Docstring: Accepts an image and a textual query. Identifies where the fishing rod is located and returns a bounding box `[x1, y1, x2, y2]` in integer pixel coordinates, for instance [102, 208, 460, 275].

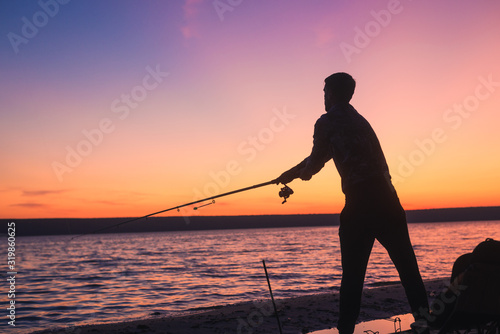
[70, 180, 294, 241]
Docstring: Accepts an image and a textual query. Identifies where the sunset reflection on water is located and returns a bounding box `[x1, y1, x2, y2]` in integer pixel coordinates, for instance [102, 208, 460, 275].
[7, 220, 500, 332]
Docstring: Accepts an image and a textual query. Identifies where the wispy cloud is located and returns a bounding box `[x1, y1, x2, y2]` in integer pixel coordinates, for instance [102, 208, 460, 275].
[11, 202, 48, 208]
[312, 22, 337, 48]
[22, 189, 69, 197]
[184, 0, 203, 19]
[181, 0, 204, 39]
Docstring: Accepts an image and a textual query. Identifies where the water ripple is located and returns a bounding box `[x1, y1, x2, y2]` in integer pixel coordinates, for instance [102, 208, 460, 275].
[1, 221, 499, 333]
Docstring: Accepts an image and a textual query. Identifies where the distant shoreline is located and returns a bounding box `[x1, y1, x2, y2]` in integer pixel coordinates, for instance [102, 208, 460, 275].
[3, 206, 500, 237]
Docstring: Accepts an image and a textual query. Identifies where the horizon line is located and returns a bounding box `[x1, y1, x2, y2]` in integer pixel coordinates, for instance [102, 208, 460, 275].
[3, 204, 500, 220]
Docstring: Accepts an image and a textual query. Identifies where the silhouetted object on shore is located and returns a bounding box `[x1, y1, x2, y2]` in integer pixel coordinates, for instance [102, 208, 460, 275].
[262, 260, 283, 334]
[428, 238, 500, 333]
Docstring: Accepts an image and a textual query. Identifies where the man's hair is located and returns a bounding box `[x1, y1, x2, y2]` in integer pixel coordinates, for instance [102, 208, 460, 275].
[324, 72, 356, 102]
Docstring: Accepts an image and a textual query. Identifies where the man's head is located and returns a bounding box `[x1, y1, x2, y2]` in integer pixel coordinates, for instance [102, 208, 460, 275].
[324, 72, 356, 111]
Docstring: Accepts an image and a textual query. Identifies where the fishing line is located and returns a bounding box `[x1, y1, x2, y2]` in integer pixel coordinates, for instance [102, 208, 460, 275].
[193, 199, 215, 210]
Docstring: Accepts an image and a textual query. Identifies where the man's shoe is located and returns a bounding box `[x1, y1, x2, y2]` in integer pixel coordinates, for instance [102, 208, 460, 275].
[410, 319, 430, 334]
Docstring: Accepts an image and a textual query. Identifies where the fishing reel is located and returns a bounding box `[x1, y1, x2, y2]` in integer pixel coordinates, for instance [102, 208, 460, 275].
[278, 184, 294, 204]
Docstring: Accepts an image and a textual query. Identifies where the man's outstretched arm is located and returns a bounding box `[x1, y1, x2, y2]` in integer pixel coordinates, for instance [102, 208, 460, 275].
[275, 116, 331, 184]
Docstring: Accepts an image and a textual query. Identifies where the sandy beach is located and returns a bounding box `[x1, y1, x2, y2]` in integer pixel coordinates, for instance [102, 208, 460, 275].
[32, 278, 448, 334]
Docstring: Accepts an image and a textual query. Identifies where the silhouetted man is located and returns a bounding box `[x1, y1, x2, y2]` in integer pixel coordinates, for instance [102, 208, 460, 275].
[275, 73, 429, 333]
